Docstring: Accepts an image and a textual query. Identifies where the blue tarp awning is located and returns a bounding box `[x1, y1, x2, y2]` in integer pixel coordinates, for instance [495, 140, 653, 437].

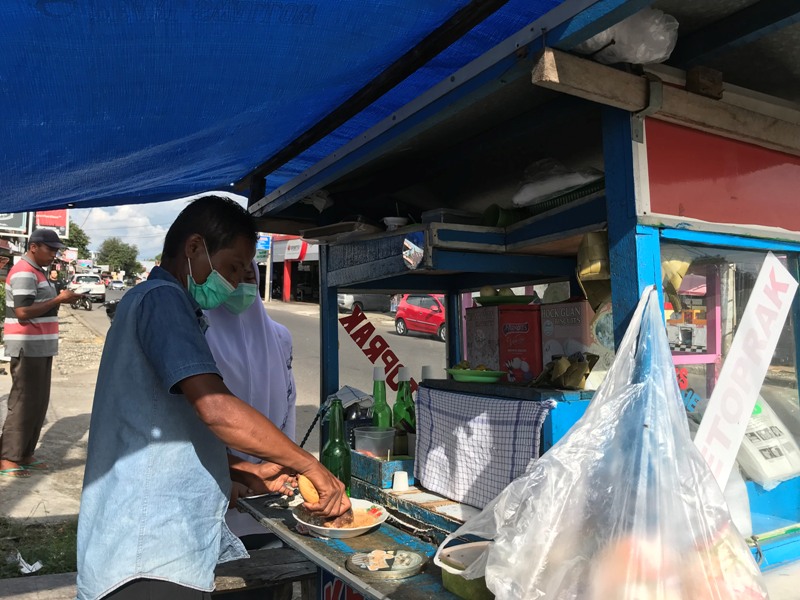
[1, 0, 572, 212]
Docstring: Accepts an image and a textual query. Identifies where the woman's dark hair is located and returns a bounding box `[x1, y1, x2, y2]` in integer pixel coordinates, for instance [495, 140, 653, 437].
[161, 195, 257, 259]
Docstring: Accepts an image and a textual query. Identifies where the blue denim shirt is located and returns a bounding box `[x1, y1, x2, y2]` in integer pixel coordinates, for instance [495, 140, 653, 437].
[76, 267, 247, 600]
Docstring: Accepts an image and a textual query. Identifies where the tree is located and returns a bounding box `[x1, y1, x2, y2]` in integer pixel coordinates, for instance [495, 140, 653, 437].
[64, 220, 91, 259]
[97, 237, 144, 278]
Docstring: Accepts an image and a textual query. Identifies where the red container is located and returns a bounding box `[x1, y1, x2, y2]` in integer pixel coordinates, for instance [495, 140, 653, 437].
[465, 305, 542, 383]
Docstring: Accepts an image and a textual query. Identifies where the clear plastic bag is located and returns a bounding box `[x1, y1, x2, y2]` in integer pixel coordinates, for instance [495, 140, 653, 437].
[434, 288, 767, 599]
[511, 158, 603, 208]
[573, 8, 678, 65]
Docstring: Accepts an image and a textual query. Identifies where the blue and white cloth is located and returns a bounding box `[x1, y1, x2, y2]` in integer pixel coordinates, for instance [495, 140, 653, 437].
[415, 386, 555, 509]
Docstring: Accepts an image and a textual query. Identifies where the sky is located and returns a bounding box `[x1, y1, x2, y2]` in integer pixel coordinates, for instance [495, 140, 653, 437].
[71, 192, 248, 260]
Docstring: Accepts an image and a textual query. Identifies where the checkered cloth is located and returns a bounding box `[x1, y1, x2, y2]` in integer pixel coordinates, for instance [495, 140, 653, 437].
[414, 386, 556, 509]
[669, 343, 707, 353]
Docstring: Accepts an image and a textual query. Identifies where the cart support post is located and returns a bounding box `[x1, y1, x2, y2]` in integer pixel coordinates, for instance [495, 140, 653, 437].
[602, 106, 662, 347]
[319, 245, 339, 453]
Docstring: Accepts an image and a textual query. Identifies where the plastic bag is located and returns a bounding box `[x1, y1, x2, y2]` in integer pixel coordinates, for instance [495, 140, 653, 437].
[434, 288, 767, 599]
[573, 8, 678, 65]
[511, 158, 603, 208]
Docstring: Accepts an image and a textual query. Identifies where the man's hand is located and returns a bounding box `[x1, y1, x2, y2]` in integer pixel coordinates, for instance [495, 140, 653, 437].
[56, 289, 80, 304]
[253, 462, 297, 496]
[229, 459, 297, 497]
[300, 464, 351, 519]
[229, 481, 253, 509]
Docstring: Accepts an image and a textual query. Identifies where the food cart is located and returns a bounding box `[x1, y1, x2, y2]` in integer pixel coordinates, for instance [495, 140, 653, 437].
[241, 3, 800, 598]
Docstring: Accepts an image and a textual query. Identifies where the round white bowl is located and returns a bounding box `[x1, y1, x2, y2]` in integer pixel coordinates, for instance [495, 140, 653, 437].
[292, 498, 389, 539]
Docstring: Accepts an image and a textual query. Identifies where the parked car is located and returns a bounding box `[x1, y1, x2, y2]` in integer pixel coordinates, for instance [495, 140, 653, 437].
[337, 293, 391, 313]
[68, 274, 105, 302]
[394, 294, 446, 341]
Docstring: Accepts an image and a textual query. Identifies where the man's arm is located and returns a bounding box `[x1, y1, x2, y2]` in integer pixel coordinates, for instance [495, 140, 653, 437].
[181, 373, 349, 518]
[14, 289, 78, 320]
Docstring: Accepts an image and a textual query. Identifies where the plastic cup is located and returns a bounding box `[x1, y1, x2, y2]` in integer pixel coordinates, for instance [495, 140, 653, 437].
[354, 426, 396, 458]
[392, 471, 409, 491]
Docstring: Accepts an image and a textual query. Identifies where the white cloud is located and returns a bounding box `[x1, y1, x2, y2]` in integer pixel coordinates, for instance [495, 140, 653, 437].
[71, 192, 248, 260]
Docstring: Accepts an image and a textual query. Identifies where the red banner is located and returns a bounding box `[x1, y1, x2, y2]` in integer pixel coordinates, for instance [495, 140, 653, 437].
[35, 209, 69, 237]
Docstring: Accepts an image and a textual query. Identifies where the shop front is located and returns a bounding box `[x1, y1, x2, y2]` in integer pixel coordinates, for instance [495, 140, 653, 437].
[271, 235, 321, 303]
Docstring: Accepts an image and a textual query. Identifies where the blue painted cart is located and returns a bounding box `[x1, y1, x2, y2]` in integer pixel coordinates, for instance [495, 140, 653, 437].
[248, 0, 800, 591]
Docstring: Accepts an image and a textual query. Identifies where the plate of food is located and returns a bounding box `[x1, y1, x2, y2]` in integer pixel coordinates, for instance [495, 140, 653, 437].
[446, 367, 505, 383]
[292, 498, 388, 539]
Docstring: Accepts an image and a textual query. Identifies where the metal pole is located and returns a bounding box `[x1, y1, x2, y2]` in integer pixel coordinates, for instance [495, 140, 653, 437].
[264, 248, 272, 303]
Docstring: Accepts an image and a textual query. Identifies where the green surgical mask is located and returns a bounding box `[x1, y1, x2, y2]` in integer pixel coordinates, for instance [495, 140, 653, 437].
[222, 283, 258, 314]
[187, 240, 236, 309]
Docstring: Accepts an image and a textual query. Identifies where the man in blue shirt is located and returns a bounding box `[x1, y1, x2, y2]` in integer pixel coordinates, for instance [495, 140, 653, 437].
[77, 196, 349, 600]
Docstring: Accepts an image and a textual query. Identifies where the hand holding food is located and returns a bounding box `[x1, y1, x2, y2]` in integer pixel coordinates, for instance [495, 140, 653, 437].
[298, 466, 352, 521]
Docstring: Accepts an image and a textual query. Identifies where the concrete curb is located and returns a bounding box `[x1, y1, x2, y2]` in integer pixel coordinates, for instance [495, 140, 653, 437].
[0, 572, 76, 599]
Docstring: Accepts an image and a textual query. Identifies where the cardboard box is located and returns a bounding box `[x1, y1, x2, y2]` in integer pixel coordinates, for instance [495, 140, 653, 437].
[351, 450, 415, 489]
[466, 305, 542, 383]
[540, 300, 615, 390]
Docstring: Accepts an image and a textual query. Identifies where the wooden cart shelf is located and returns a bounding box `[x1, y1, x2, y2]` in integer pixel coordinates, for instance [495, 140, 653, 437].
[238, 496, 460, 600]
[324, 196, 605, 293]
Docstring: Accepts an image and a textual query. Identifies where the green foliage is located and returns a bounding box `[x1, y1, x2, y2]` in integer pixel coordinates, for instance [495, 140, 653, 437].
[63, 220, 91, 259]
[0, 518, 78, 578]
[97, 237, 144, 277]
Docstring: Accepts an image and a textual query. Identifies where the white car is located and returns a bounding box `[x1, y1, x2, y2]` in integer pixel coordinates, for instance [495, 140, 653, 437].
[337, 293, 391, 313]
[69, 274, 105, 302]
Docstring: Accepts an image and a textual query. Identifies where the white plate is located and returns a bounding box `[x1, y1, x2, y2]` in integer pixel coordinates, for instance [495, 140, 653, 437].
[292, 498, 388, 539]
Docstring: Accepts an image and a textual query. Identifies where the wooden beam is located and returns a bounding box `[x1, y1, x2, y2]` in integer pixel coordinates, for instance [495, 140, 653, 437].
[532, 48, 800, 158]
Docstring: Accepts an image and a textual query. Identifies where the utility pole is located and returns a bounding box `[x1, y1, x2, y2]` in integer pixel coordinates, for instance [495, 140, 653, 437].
[264, 248, 272, 303]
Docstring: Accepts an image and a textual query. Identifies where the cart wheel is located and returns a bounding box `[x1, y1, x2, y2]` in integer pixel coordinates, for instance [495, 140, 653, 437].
[437, 325, 446, 342]
[352, 301, 363, 313]
[395, 319, 407, 336]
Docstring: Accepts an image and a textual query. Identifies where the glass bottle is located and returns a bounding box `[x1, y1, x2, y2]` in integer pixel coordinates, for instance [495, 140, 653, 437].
[321, 397, 351, 493]
[393, 366, 416, 434]
[371, 366, 392, 428]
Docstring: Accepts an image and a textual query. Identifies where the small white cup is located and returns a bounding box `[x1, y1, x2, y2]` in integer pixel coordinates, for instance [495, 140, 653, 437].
[392, 471, 409, 492]
[421, 365, 436, 381]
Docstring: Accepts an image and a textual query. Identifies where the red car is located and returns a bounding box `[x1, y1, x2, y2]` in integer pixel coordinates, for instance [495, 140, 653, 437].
[394, 294, 446, 342]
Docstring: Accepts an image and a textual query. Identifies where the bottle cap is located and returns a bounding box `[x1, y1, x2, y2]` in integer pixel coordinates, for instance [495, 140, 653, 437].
[398, 367, 410, 381]
[373, 366, 386, 381]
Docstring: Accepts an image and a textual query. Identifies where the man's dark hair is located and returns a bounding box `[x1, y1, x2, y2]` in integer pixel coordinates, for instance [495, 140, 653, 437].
[161, 196, 257, 259]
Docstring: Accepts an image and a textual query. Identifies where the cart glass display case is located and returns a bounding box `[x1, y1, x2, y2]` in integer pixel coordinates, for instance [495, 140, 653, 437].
[661, 242, 800, 544]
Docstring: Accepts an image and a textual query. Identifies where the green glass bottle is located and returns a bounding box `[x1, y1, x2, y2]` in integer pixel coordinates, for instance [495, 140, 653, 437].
[393, 367, 416, 433]
[321, 397, 351, 493]
[372, 366, 392, 428]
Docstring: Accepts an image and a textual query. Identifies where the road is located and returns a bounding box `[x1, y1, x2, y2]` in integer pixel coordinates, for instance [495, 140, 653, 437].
[75, 294, 445, 454]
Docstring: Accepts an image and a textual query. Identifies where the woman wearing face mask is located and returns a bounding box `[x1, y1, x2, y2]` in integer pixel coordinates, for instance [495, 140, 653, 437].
[204, 261, 297, 549]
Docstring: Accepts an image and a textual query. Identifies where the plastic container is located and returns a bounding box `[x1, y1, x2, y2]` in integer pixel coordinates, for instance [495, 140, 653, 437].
[439, 541, 494, 600]
[354, 426, 396, 458]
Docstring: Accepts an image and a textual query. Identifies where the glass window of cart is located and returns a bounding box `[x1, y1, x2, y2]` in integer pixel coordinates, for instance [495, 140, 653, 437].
[662, 244, 800, 536]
